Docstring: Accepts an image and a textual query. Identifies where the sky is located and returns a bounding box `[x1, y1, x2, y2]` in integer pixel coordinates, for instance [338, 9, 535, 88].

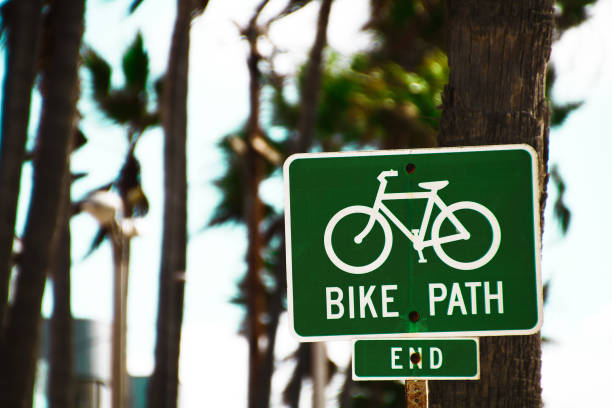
[16, 0, 612, 406]
[541, 1, 612, 405]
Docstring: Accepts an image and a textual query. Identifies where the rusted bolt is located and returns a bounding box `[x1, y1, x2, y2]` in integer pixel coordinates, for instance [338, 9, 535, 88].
[409, 311, 420, 322]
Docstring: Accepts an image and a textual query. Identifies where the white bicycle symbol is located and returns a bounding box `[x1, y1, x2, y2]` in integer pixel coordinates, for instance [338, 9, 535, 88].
[323, 169, 501, 274]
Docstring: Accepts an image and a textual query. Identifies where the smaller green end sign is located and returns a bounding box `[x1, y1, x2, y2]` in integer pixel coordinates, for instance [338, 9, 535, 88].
[353, 338, 479, 380]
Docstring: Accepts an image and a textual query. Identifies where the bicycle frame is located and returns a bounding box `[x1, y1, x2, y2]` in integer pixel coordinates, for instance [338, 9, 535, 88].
[354, 172, 469, 257]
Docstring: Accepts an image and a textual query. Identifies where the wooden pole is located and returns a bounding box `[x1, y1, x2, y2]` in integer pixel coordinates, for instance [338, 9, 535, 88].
[312, 342, 327, 408]
[406, 380, 428, 408]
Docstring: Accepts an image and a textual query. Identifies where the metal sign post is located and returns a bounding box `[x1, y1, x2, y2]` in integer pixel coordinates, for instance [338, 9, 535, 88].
[406, 380, 428, 408]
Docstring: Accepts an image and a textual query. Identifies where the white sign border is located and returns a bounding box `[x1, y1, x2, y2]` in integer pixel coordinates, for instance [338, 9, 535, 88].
[283, 144, 543, 342]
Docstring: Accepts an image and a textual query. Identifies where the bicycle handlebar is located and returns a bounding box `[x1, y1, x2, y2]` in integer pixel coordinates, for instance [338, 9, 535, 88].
[380, 170, 398, 178]
[377, 169, 398, 182]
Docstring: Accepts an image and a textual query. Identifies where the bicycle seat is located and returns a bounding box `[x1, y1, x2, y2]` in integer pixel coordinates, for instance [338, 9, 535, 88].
[418, 180, 449, 190]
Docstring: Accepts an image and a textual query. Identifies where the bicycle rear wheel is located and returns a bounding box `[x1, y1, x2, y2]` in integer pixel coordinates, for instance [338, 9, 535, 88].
[324, 205, 392, 274]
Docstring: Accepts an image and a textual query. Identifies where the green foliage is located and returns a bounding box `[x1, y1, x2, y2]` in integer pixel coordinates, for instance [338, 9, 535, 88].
[347, 381, 406, 408]
[555, 0, 598, 33]
[83, 48, 112, 100]
[550, 165, 571, 234]
[209, 135, 246, 226]
[550, 101, 582, 127]
[282, 343, 338, 408]
[310, 50, 446, 149]
[80, 33, 160, 255]
[128, 0, 145, 14]
[209, 129, 283, 227]
[546, 67, 583, 128]
[270, 0, 316, 22]
[210, 0, 595, 405]
[122, 33, 149, 93]
[83, 32, 158, 135]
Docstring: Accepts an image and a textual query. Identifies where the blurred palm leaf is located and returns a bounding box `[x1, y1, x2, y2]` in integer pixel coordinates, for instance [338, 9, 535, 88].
[554, 0, 597, 33]
[268, 0, 315, 23]
[122, 32, 149, 93]
[209, 135, 246, 226]
[550, 166, 571, 234]
[209, 132, 280, 227]
[83, 32, 158, 134]
[79, 34, 158, 258]
[128, 0, 145, 14]
[282, 343, 337, 408]
[83, 47, 112, 100]
[550, 102, 582, 127]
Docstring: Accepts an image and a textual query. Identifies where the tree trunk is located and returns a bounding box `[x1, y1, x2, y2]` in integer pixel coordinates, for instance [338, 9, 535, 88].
[259, 221, 285, 408]
[48, 180, 73, 408]
[0, 0, 43, 330]
[242, 3, 269, 408]
[295, 0, 334, 153]
[149, 1, 206, 407]
[0, 0, 84, 406]
[429, 2, 552, 407]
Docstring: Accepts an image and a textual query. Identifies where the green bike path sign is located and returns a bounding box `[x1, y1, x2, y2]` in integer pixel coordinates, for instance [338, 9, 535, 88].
[283, 145, 542, 340]
[352, 338, 479, 380]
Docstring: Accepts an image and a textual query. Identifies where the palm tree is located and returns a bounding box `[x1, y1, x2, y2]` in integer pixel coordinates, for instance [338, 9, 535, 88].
[210, 1, 340, 406]
[0, 1, 85, 406]
[0, 0, 43, 331]
[48, 130, 86, 408]
[147, 1, 209, 407]
[82, 32, 157, 408]
[429, 1, 553, 406]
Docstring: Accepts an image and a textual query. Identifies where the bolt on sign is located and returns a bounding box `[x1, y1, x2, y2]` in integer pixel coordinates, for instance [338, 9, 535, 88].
[352, 338, 479, 380]
[283, 145, 542, 340]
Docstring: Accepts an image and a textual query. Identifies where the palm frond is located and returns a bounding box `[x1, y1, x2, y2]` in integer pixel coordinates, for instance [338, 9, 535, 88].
[550, 102, 582, 127]
[269, 0, 314, 24]
[101, 89, 145, 125]
[209, 135, 246, 226]
[282, 343, 338, 407]
[122, 32, 149, 93]
[128, 0, 145, 14]
[83, 47, 112, 101]
[83, 227, 110, 259]
[550, 166, 571, 234]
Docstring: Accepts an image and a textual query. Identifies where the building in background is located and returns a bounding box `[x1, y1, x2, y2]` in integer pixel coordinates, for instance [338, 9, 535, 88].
[36, 318, 148, 408]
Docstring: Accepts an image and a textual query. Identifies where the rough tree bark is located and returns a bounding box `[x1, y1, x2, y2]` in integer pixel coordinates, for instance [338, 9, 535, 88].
[429, 1, 553, 407]
[0, 0, 85, 406]
[148, 1, 208, 407]
[0, 0, 43, 329]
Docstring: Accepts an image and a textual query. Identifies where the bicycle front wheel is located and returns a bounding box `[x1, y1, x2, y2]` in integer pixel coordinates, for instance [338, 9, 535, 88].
[431, 201, 501, 270]
[324, 205, 392, 274]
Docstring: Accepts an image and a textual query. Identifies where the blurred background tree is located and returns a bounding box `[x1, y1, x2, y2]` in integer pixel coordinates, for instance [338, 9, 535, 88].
[0, 1, 85, 407]
[211, 0, 594, 406]
[0, 0, 599, 406]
